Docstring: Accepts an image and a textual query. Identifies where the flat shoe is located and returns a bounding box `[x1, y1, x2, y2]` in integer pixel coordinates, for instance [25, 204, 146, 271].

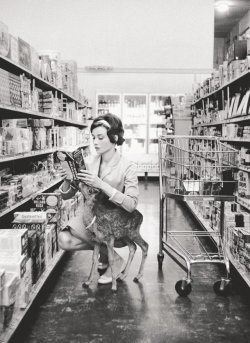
[98, 274, 112, 285]
[98, 262, 109, 270]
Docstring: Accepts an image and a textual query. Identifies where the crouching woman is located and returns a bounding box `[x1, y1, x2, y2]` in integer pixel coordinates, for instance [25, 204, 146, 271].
[58, 113, 140, 284]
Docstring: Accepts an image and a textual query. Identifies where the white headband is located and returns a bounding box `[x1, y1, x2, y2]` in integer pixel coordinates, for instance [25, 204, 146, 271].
[96, 119, 111, 129]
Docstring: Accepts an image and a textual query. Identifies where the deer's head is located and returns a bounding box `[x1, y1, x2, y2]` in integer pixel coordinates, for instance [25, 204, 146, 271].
[80, 182, 100, 205]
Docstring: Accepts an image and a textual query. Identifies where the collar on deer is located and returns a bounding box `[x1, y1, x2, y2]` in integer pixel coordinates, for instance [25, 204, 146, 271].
[86, 216, 96, 230]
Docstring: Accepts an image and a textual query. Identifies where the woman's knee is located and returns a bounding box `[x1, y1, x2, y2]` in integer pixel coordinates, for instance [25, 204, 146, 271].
[58, 231, 73, 250]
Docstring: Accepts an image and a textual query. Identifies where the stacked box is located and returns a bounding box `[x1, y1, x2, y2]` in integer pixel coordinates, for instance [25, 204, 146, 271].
[1, 272, 20, 307]
[18, 37, 31, 70]
[27, 230, 40, 285]
[32, 193, 61, 225]
[7, 34, 18, 64]
[0, 269, 5, 306]
[0, 253, 26, 280]
[0, 21, 9, 57]
[20, 73, 31, 109]
[238, 170, 250, 198]
[0, 189, 9, 212]
[2, 118, 28, 128]
[32, 193, 62, 251]
[38, 233, 45, 276]
[0, 229, 28, 257]
[9, 73, 22, 107]
[16, 258, 32, 309]
[0, 68, 11, 106]
[50, 223, 58, 255]
[45, 225, 53, 265]
[12, 211, 47, 234]
[30, 46, 40, 76]
[238, 228, 250, 249]
[1, 127, 32, 155]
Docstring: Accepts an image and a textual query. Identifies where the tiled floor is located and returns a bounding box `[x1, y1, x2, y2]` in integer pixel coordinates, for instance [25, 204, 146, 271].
[11, 180, 250, 343]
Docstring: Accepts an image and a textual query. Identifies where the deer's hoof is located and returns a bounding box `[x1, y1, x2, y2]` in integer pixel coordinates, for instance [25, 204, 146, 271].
[112, 287, 117, 293]
[133, 277, 139, 283]
[117, 272, 127, 281]
[82, 282, 90, 289]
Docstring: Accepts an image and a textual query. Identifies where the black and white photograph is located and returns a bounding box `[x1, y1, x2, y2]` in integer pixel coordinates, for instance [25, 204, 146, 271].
[0, 0, 250, 342]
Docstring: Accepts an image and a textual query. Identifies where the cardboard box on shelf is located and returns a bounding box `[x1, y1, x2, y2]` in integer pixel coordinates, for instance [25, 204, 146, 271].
[18, 37, 31, 70]
[16, 258, 32, 309]
[0, 21, 9, 57]
[228, 40, 247, 63]
[7, 34, 18, 64]
[12, 211, 47, 234]
[30, 46, 40, 76]
[0, 229, 28, 256]
[0, 253, 26, 279]
[1, 272, 20, 307]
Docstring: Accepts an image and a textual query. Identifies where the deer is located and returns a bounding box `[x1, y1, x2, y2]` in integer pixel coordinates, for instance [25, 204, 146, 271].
[80, 183, 149, 292]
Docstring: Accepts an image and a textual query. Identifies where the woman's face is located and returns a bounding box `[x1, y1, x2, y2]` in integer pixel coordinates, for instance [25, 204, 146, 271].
[91, 126, 114, 155]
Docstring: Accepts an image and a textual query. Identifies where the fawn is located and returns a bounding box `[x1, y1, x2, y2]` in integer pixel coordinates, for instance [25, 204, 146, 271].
[80, 183, 149, 292]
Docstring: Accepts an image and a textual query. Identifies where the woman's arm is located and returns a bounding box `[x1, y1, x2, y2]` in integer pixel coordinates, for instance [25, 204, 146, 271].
[58, 166, 78, 200]
[77, 163, 139, 212]
[102, 164, 139, 212]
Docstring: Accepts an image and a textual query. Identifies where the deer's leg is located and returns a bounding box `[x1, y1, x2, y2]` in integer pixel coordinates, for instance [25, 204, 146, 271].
[132, 234, 149, 282]
[117, 238, 137, 281]
[106, 237, 118, 292]
[83, 243, 100, 288]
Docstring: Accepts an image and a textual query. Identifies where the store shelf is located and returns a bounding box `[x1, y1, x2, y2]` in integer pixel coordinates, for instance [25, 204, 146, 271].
[0, 104, 88, 128]
[0, 149, 56, 163]
[0, 250, 65, 343]
[0, 55, 82, 105]
[191, 69, 250, 106]
[192, 114, 250, 129]
[0, 143, 89, 163]
[186, 201, 219, 245]
[236, 196, 250, 211]
[226, 247, 250, 288]
[220, 138, 250, 143]
[192, 121, 224, 128]
[238, 166, 250, 173]
[0, 177, 64, 219]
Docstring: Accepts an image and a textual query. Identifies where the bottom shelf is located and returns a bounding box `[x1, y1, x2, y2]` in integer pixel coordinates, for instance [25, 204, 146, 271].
[186, 202, 250, 288]
[226, 247, 250, 288]
[185, 201, 219, 245]
[0, 250, 65, 343]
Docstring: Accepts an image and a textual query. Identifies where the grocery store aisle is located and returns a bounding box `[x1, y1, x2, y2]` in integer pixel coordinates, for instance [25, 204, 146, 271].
[11, 180, 250, 343]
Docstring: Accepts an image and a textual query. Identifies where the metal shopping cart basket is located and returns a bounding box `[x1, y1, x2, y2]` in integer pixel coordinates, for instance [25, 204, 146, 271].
[157, 135, 238, 297]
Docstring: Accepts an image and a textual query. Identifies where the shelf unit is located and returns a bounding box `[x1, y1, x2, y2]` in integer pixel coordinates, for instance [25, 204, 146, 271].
[191, 66, 250, 288]
[0, 177, 64, 219]
[0, 50, 90, 340]
[0, 104, 88, 128]
[0, 55, 81, 104]
[186, 202, 219, 245]
[0, 250, 65, 343]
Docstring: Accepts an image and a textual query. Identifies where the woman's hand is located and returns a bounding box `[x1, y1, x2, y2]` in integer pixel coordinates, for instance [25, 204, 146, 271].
[77, 170, 103, 189]
[58, 166, 72, 181]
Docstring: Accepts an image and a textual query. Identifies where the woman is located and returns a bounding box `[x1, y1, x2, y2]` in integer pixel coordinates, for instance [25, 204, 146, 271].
[58, 113, 140, 284]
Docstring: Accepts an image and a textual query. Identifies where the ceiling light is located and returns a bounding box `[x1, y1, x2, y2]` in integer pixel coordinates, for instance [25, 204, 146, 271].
[215, 0, 230, 13]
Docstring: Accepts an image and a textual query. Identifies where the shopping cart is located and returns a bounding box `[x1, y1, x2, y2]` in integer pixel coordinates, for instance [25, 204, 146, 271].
[157, 135, 238, 297]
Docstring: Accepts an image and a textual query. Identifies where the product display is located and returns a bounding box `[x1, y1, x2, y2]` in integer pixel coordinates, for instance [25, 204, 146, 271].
[0, 20, 91, 340]
[191, 41, 250, 290]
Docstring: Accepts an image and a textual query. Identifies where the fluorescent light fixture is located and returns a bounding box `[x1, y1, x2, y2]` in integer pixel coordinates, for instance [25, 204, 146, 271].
[215, 0, 230, 13]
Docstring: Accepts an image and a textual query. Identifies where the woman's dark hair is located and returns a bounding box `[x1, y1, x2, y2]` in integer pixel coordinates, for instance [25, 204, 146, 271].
[90, 113, 125, 146]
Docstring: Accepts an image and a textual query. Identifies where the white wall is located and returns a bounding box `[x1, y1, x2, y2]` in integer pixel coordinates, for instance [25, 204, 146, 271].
[0, 0, 214, 104]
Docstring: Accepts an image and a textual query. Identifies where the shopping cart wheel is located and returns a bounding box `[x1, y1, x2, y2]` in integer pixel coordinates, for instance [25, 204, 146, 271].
[213, 279, 231, 296]
[157, 253, 164, 270]
[175, 279, 192, 297]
